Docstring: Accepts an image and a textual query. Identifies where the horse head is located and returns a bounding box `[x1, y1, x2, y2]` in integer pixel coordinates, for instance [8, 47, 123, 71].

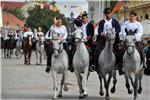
[38, 34, 45, 45]
[125, 29, 136, 55]
[74, 28, 85, 43]
[106, 28, 116, 44]
[52, 31, 63, 57]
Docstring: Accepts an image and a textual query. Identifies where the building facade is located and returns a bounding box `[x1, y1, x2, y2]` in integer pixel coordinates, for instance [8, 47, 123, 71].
[117, 1, 150, 23]
[88, 0, 105, 23]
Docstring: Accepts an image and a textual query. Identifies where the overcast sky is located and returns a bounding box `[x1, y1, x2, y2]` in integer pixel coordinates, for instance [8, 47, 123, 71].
[1, 0, 88, 17]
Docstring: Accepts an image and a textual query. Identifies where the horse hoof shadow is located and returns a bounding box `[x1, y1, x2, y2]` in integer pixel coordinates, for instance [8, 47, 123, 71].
[78, 95, 84, 99]
[83, 94, 88, 98]
[105, 96, 110, 100]
[57, 94, 63, 98]
[52, 98, 57, 100]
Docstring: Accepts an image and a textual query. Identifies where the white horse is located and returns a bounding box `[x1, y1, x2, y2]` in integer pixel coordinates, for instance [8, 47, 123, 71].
[51, 32, 69, 99]
[73, 28, 90, 99]
[15, 32, 23, 59]
[35, 35, 45, 65]
[123, 29, 144, 100]
[98, 28, 117, 99]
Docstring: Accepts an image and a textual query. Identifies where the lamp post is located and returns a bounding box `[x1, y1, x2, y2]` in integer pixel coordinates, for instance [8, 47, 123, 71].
[124, 1, 128, 22]
[89, 6, 95, 23]
[69, 11, 75, 33]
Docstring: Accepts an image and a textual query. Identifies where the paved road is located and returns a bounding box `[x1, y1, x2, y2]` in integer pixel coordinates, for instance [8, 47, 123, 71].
[1, 51, 150, 100]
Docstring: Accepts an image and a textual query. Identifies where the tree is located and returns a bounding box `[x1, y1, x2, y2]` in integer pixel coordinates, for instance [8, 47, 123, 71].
[3, 8, 26, 21]
[26, 5, 68, 33]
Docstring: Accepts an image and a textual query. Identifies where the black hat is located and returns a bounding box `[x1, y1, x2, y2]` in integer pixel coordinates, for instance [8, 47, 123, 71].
[82, 13, 88, 18]
[103, 7, 112, 14]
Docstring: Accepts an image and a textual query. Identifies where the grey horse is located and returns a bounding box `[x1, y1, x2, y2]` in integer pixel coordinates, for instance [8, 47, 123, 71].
[51, 32, 69, 99]
[123, 29, 144, 100]
[73, 28, 90, 99]
[98, 28, 117, 99]
[15, 32, 23, 59]
[35, 34, 45, 65]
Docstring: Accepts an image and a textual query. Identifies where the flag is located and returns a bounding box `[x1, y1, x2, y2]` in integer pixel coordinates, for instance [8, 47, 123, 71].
[109, 1, 125, 16]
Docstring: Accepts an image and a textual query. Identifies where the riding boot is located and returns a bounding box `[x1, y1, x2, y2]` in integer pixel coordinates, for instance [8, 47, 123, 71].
[45, 44, 53, 73]
[135, 41, 147, 68]
[63, 42, 74, 72]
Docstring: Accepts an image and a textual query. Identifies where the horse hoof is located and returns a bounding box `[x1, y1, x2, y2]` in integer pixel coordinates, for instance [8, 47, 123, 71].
[63, 86, 68, 91]
[111, 87, 115, 93]
[138, 87, 142, 94]
[134, 96, 137, 100]
[36, 63, 38, 65]
[105, 97, 110, 100]
[105, 94, 109, 98]
[83, 94, 88, 98]
[78, 95, 84, 99]
[57, 94, 63, 98]
[128, 89, 133, 94]
[52, 97, 57, 100]
[99, 91, 104, 96]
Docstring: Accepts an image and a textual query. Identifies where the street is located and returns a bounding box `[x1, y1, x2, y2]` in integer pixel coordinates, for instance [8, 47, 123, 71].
[1, 50, 150, 100]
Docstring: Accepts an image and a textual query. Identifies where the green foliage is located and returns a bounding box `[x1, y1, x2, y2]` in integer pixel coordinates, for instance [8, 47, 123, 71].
[3, 8, 26, 21]
[26, 5, 68, 33]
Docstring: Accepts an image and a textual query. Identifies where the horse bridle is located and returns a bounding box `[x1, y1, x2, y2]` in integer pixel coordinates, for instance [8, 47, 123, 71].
[53, 40, 64, 54]
[126, 44, 135, 55]
[74, 32, 84, 43]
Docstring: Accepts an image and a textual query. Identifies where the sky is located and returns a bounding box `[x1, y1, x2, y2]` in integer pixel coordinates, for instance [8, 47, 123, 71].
[1, 0, 88, 17]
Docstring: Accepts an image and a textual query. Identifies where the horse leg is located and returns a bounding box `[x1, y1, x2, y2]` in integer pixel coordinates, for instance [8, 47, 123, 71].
[9, 49, 10, 58]
[138, 73, 143, 94]
[58, 74, 65, 98]
[82, 66, 89, 97]
[52, 70, 58, 99]
[111, 69, 117, 93]
[28, 51, 31, 65]
[35, 51, 38, 65]
[133, 76, 138, 100]
[99, 73, 104, 96]
[63, 70, 68, 92]
[125, 72, 133, 94]
[24, 52, 27, 64]
[16, 47, 19, 59]
[4, 48, 6, 58]
[74, 69, 84, 99]
[40, 53, 42, 65]
[105, 73, 112, 98]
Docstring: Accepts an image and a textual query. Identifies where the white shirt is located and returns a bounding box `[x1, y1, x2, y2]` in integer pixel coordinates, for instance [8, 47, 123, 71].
[103, 19, 113, 35]
[82, 23, 88, 39]
[49, 25, 68, 40]
[35, 32, 44, 40]
[23, 31, 33, 38]
[45, 25, 55, 39]
[120, 20, 143, 41]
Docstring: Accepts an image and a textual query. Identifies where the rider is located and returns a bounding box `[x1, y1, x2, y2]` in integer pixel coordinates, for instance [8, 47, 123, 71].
[93, 7, 124, 75]
[4, 21, 10, 41]
[23, 27, 33, 39]
[120, 11, 147, 68]
[45, 17, 70, 73]
[74, 12, 95, 71]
